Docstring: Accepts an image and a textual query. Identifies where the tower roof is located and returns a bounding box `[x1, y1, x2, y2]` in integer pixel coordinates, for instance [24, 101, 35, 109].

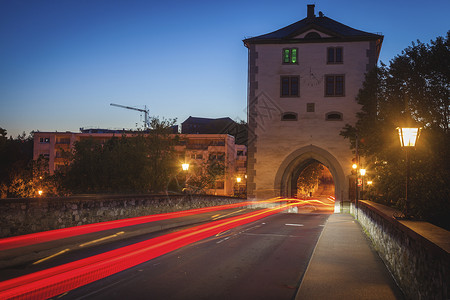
[243, 5, 383, 46]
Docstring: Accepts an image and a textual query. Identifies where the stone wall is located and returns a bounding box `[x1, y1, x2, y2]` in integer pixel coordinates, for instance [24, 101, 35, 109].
[0, 194, 245, 238]
[355, 200, 449, 300]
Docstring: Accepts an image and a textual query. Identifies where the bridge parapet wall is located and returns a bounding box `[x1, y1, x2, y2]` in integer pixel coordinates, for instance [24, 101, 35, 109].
[0, 194, 244, 238]
[355, 200, 449, 300]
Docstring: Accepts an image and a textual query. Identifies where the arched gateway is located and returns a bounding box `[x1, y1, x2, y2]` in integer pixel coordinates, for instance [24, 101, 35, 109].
[243, 5, 383, 212]
[274, 145, 346, 212]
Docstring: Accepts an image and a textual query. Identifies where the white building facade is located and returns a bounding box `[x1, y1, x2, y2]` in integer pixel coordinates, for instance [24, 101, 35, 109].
[244, 5, 382, 211]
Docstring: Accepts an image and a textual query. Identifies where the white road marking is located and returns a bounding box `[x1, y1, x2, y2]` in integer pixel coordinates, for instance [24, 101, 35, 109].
[285, 223, 304, 226]
[216, 236, 231, 244]
[243, 233, 301, 238]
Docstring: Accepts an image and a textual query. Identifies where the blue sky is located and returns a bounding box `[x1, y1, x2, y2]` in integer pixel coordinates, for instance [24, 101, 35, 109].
[1, 0, 449, 137]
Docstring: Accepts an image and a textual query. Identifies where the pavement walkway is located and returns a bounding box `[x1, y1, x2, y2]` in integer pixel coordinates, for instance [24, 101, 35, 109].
[296, 213, 405, 300]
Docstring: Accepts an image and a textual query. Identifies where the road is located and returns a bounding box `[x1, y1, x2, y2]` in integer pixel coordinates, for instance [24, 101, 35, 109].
[58, 212, 330, 300]
[0, 199, 334, 299]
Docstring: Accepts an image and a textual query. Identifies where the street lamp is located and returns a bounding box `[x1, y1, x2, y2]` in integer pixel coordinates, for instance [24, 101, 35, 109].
[360, 168, 366, 199]
[181, 163, 189, 193]
[397, 126, 421, 217]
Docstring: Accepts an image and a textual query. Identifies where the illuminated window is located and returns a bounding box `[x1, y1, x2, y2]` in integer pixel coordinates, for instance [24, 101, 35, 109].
[283, 48, 298, 64]
[281, 76, 299, 97]
[327, 47, 343, 64]
[325, 75, 345, 96]
[39, 137, 50, 143]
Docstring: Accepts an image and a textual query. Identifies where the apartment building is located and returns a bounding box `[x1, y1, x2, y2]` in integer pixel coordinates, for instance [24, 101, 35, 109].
[33, 130, 247, 197]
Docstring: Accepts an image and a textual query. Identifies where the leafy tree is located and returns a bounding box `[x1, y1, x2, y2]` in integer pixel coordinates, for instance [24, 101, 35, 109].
[60, 117, 179, 194]
[341, 32, 450, 229]
[296, 162, 323, 197]
[185, 158, 226, 194]
[0, 129, 36, 198]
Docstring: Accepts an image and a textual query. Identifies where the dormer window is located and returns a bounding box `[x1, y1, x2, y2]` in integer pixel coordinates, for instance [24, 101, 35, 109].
[327, 47, 343, 64]
[283, 48, 298, 64]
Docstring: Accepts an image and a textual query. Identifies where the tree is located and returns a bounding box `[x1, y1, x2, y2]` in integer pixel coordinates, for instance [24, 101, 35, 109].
[0, 129, 35, 198]
[185, 158, 226, 194]
[341, 32, 450, 229]
[61, 117, 179, 194]
[297, 162, 323, 197]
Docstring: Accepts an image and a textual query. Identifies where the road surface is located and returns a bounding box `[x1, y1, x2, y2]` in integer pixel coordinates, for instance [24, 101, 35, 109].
[58, 212, 330, 300]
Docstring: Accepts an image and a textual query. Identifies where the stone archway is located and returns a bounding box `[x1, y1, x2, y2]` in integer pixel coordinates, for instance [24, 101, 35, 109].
[274, 145, 346, 212]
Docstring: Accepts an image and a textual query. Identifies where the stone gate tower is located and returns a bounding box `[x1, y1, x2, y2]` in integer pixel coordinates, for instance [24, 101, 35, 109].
[243, 5, 383, 211]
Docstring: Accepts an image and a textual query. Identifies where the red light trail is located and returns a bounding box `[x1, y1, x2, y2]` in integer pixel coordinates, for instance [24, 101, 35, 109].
[0, 199, 285, 251]
[0, 201, 302, 299]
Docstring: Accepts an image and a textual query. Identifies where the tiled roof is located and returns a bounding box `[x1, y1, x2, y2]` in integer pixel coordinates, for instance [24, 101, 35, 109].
[244, 15, 382, 44]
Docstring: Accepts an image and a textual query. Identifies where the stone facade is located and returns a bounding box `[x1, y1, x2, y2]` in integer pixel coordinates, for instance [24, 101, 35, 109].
[356, 201, 449, 300]
[0, 194, 244, 238]
[243, 5, 383, 211]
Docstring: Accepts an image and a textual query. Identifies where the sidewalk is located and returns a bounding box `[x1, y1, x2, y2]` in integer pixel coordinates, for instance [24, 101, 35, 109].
[296, 213, 404, 300]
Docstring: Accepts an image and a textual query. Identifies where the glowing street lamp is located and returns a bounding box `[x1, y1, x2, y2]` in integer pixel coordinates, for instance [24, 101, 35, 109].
[367, 180, 373, 186]
[38, 190, 43, 196]
[397, 127, 421, 147]
[397, 126, 421, 217]
[359, 168, 366, 199]
[359, 168, 366, 176]
[181, 163, 190, 193]
[236, 177, 242, 183]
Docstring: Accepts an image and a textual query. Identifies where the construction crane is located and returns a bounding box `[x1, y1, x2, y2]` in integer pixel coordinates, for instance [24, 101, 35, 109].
[110, 103, 150, 129]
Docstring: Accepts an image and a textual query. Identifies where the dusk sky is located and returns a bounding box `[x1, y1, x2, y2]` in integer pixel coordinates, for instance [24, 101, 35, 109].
[1, 0, 449, 138]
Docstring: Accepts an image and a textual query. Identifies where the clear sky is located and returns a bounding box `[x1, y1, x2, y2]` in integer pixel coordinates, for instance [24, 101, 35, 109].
[1, 0, 449, 137]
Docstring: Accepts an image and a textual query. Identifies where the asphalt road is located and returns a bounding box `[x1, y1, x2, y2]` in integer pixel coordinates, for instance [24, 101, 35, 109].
[57, 212, 330, 300]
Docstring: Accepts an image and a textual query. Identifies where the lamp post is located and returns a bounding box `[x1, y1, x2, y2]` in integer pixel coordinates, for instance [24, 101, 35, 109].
[235, 177, 242, 197]
[181, 163, 189, 193]
[360, 168, 366, 199]
[397, 127, 421, 218]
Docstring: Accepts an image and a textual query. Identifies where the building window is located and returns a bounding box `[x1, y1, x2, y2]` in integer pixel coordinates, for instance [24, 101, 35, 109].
[306, 103, 315, 112]
[281, 112, 298, 121]
[325, 75, 345, 96]
[281, 76, 299, 97]
[304, 32, 321, 39]
[209, 153, 225, 161]
[56, 137, 70, 144]
[327, 47, 343, 64]
[215, 181, 225, 189]
[39, 137, 50, 143]
[325, 112, 343, 121]
[283, 48, 298, 64]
